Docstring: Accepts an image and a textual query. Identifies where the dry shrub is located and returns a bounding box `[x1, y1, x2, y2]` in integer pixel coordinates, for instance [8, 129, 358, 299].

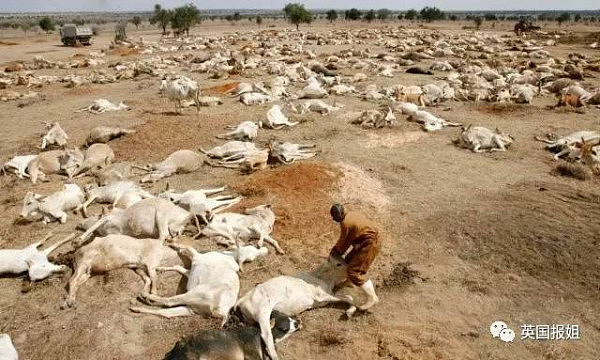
[382, 262, 421, 289]
[318, 329, 348, 346]
[553, 162, 592, 180]
[0, 41, 19, 46]
[477, 103, 527, 115]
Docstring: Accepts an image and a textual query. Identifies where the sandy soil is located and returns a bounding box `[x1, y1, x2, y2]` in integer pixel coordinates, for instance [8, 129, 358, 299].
[1, 20, 599, 360]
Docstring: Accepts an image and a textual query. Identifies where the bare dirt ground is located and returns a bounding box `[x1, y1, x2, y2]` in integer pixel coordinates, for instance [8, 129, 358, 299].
[1, 20, 600, 360]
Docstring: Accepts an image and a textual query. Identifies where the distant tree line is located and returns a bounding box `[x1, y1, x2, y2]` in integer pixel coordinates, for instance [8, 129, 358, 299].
[150, 3, 201, 35]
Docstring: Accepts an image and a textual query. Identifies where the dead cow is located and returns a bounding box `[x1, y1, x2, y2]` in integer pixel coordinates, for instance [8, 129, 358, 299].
[136, 150, 203, 183]
[0, 232, 74, 281]
[268, 141, 318, 164]
[2, 154, 37, 179]
[27, 150, 65, 184]
[64, 235, 178, 308]
[201, 205, 284, 254]
[217, 121, 259, 142]
[41, 122, 68, 150]
[162, 311, 300, 360]
[206, 149, 269, 173]
[260, 105, 298, 129]
[200, 141, 258, 159]
[131, 242, 243, 324]
[75, 198, 202, 246]
[236, 256, 352, 360]
[159, 186, 240, 224]
[535, 131, 600, 160]
[454, 125, 514, 152]
[21, 184, 85, 224]
[0, 334, 18, 360]
[85, 126, 136, 146]
[80, 180, 153, 217]
[61, 144, 115, 178]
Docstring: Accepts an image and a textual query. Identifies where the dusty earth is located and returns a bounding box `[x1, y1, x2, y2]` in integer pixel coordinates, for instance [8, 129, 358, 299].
[1, 20, 600, 360]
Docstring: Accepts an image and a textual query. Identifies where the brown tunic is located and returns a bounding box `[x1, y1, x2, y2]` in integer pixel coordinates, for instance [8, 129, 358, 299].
[330, 211, 381, 286]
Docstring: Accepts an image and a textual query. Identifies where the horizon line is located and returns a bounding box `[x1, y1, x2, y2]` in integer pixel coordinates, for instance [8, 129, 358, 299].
[1, 8, 600, 14]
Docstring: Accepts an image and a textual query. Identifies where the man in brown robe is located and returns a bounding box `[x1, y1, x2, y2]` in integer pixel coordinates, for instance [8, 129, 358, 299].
[329, 203, 381, 310]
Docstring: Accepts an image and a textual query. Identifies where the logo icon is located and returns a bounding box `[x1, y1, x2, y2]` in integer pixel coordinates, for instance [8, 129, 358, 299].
[490, 321, 514, 343]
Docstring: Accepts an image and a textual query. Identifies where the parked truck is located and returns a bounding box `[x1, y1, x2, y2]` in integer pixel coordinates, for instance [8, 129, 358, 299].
[60, 24, 93, 46]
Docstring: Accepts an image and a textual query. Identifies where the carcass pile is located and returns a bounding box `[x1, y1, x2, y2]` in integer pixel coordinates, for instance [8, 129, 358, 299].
[1, 24, 600, 360]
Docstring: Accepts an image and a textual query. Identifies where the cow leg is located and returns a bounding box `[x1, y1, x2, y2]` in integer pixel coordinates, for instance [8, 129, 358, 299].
[138, 291, 198, 308]
[79, 195, 99, 217]
[130, 305, 194, 318]
[157, 265, 189, 277]
[553, 147, 571, 160]
[156, 210, 170, 242]
[65, 264, 91, 307]
[134, 268, 152, 294]
[257, 309, 279, 360]
[256, 229, 284, 254]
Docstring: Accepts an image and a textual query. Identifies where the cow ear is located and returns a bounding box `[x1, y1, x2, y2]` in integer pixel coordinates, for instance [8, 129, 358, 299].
[270, 318, 276, 329]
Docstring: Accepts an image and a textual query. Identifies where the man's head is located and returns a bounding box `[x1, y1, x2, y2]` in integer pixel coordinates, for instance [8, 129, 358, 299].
[330, 203, 345, 223]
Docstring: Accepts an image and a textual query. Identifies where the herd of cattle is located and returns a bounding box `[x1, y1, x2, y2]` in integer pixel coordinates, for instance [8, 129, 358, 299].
[1, 25, 600, 359]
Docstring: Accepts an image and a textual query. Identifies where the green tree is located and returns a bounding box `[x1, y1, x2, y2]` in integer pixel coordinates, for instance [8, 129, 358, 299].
[283, 3, 312, 30]
[74, 18, 85, 26]
[20, 21, 31, 36]
[150, 4, 172, 35]
[420, 7, 445, 22]
[397, 13, 404, 20]
[377, 8, 391, 21]
[131, 15, 142, 29]
[484, 13, 497, 21]
[557, 12, 571, 26]
[256, 15, 263, 26]
[449, 14, 458, 21]
[38, 17, 55, 33]
[574, 14, 582, 22]
[404, 9, 418, 21]
[474, 16, 483, 30]
[170, 4, 201, 35]
[345, 8, 362, 21]
[233, 12, 242, 21]
[364, 10, 376, 23]
[326, 9, 338, 23]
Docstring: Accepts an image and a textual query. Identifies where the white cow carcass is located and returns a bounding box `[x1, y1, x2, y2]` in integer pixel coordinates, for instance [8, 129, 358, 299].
[261, 105, 298, 129]
[454, 125, 513, 152]
[2, 155, 37, 179]
[0, 232, 74, 281]
[20, 184, 85, 224]
[131, 242, 244, 325]
[201, 205, 284, 254]
[236, 256, 351, 360]
[77, 99, 129, 114]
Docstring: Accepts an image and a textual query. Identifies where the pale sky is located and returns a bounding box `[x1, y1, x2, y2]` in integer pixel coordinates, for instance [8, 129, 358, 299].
[0, 0, 598, 12]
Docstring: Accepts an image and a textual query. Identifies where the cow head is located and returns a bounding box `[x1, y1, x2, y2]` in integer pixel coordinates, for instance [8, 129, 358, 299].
[21, 192, 43, 219]
[59, 148, 84, 178]
[41, 122, 69, 149]
[27, 256, 68, 281]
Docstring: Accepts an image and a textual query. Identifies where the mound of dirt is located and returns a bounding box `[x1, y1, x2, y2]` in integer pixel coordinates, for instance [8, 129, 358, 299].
[334, 162, 390, 214]
[232, 162, 339, 254]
